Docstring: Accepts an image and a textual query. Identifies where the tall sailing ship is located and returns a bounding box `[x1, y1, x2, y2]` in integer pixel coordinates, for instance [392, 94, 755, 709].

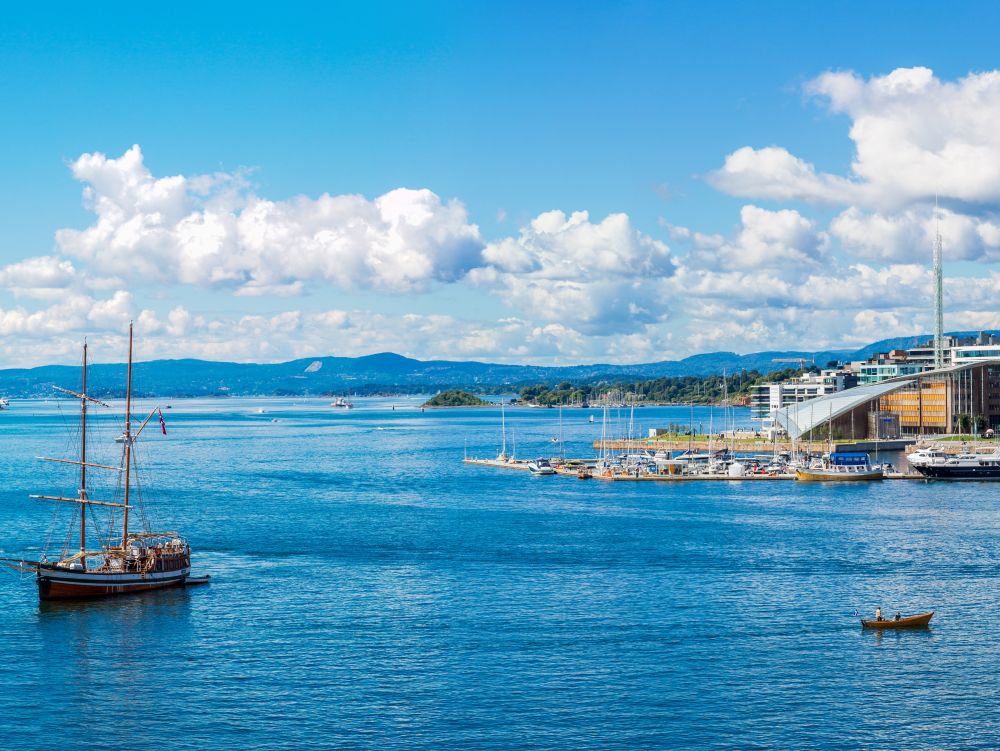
[5, 324, 196, 600]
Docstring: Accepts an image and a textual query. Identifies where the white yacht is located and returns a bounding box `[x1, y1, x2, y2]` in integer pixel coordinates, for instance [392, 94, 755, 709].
[528, 458, 557, 475]
[906, 447, 950, 467]
[914, 448, 1000, 480]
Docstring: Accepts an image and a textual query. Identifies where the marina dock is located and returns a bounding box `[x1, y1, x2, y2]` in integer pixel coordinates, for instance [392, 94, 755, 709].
[591, 438, 916, 452]
[464, 458, 921, 481]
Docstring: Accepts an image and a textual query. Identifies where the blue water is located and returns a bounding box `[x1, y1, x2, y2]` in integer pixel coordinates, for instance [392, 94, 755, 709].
[0, 398, 998, 750]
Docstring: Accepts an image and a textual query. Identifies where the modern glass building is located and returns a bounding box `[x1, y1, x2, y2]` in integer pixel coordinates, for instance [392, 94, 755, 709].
[776, 360, 1000, 438]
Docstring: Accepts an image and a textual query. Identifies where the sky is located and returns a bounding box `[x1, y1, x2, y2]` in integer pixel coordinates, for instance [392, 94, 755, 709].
[3, 1, 1000, 366]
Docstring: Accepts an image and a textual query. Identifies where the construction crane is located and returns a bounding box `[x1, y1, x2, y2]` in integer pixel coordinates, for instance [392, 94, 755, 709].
[772, 357, 814, 368]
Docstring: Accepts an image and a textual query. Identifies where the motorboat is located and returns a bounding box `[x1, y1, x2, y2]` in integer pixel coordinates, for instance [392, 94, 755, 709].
[796, 452, 883, 482]
[861, 612, 933, 629]
[913, 448, 1000, 480]
[527, 458, 557, 475]
[906, 447, 950, 467]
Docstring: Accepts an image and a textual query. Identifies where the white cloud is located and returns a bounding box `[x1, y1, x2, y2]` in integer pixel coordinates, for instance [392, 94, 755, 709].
[0, 295, 97, 339]
[709, 67, 1000, 210]
[0, 256, 77, 299]
[830, 205, 1000, 262]
[55, 145, 485, 295]
[681, 205, 828, 274]
[474, 209, 676, 335]
[707, 146, 856, 204]
[677, 65, 1000, 355]
[0, 296, 683, 367]
[87, 290, 133, 329]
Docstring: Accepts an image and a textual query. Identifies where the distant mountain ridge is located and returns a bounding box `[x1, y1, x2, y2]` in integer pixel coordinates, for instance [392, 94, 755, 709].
[0, 331, 993, 398]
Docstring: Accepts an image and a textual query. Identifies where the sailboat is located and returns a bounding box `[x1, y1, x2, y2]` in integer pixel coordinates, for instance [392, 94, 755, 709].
[497, 398, 509, 461]
[5, 325, 197, 600]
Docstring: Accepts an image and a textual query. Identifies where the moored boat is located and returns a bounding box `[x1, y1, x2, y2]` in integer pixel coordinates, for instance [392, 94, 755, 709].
[796, 452, 883, 482]
[913, 448, 1000, 480]
[861, 611, 933, 629]
[528, 458, 556, 475]
[906, 447, 949, 467]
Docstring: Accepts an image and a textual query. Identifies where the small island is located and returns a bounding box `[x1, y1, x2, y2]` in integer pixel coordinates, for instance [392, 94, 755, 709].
[423, 389, 491, 407]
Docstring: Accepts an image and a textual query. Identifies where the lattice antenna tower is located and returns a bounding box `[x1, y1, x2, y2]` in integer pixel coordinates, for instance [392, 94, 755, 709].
[933, 195, 945, 370]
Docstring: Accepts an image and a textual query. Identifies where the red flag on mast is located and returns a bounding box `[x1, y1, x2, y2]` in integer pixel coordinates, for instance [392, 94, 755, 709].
[158, 408, 167, 435]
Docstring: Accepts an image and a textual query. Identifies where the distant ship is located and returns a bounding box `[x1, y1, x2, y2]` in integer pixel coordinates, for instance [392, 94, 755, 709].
[2, 325, 197, 600]
[331, 395, 354, 409]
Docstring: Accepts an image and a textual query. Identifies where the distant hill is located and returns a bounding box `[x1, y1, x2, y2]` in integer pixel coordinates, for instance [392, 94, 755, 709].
[0, 331, 991, 398]
[847, 330, 1000, 359]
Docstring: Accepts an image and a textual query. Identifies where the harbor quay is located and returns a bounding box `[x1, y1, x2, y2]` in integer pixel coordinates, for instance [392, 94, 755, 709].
[463, 458, 921, 481]
[589, 438, 901, 452]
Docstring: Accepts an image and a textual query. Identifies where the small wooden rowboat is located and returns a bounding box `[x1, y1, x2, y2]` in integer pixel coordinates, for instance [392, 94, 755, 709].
[861, 611, 933, 629]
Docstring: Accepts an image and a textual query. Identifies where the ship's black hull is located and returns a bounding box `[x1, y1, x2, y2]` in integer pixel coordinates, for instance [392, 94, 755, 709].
[916, 465, 1000, 480]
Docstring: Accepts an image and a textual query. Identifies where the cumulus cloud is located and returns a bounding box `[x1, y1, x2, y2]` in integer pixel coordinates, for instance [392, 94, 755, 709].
[830, 205, 1000, 262]
[0, 256, 77, 299]
[707, 146, 857, 204]
[0, 293, 680, 367]
[55, 145, 485, 294]
[0, 294, 117, 340]
[472, 209, 676, 335]
[12, 104, 1000, 368]
[680, 205, 828, 274]
[674, 66, 1000, 355]
[709, 67, 1000, 211]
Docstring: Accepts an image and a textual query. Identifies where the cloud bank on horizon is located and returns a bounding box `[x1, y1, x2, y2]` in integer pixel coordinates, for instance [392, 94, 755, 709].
[4, 66, 1000, 366]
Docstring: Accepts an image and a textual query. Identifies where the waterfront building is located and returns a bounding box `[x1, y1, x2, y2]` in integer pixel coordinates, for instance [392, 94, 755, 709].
[853, 333, 1000, 385]
[750, 369, 856, 434]
[951, 344, 1000, 365]
[857, 359, 926, 385]
[776, 359, 1000, 439]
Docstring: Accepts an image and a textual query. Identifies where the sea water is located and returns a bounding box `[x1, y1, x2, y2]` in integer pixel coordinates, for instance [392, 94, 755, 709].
[0, 398, 997, 750]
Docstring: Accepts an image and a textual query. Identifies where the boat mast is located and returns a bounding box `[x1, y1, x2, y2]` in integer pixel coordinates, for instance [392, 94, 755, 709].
[79, 340, 88, 555]
[688, 401, 693, 455]
[500, 398, 507, 459]
[122, 323, 133, 548]
[559, 403, 564, 460]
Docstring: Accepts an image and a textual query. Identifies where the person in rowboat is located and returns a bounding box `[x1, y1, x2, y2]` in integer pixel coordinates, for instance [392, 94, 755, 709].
[895, 611, 901, 621]
[875, 607, 882, 622]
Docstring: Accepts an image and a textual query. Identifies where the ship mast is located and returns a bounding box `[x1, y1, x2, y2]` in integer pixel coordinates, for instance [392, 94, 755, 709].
[80, 341, 88, 555]
[122, 323, 133, 548]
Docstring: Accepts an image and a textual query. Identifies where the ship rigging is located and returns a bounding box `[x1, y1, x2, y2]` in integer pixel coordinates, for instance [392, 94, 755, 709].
[2, 324, 200, 600]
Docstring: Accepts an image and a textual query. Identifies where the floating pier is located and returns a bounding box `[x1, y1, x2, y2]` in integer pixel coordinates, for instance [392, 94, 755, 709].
[591, 438, 916, 452]
[463, 458, 921, 481]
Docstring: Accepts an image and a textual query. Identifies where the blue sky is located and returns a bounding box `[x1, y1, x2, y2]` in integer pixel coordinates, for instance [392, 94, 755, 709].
[2, 2, 1000, 365]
